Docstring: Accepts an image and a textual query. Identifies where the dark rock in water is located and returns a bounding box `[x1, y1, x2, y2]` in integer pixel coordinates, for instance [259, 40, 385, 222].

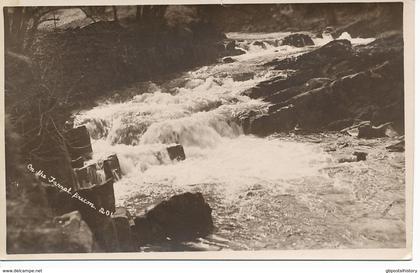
[131, 215, 158, 244]
[64, 125, 93, 161]
[147, 192, 213, 241]
[112, 207, 136, 252]
[75, 163, 106, 190]
[282, 33, 314, 47]
[222, 57, 235, 63]
[232, 72, 254, 82]
[223, 40, 246, 56]
[132, 192, 213, 244]
[317, 39, 352, 57]
[386, 140, 405, 152]
[249, 105, 297, 136]
[74, 178, 118, 251]
[230, 48, 247, 56]
[167, 144, 186, 161]
[252, 41, 266, 48]
[353, 151, 368, 161]
[358, 124, 382, 138]
[103, 154, 122, 181]
[357, 123, 392, 139]
[225, 40, 236, 51]
[74, 153, 121, 190]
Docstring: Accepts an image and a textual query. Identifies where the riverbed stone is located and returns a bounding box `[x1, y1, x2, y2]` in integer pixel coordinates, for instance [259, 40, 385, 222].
[132, 192, 213, 244]
[353, 151, 368, 161]
[386, 140, 405, 152]
[167, 144, 186, 161]
[232, 72, 255, 82]
[282, 33, 314, 47]
[112, 207, 136, 252]
[223, 57, 235, 63]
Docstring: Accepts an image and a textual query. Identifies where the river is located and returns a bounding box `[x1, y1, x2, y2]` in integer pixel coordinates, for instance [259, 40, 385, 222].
[73, 32, 405, 251]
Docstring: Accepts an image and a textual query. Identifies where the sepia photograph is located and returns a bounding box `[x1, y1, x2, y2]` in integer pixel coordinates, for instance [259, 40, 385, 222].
[1, 0, 413, 259]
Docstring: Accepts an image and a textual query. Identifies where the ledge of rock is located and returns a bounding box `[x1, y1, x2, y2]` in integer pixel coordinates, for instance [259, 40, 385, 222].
[242, 33, 404, 136]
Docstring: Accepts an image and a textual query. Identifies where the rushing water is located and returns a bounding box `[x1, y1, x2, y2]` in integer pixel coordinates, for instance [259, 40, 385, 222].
[74, 32, 404, 251]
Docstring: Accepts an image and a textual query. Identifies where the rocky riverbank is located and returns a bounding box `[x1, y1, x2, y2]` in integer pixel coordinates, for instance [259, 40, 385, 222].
[242, 32, 404, 137]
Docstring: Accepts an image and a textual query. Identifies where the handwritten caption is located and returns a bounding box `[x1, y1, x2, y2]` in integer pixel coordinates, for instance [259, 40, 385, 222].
[27, 163, 114, 217]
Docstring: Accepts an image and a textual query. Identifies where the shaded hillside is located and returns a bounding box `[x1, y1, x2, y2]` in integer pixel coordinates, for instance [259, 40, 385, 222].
[205, 3, 403, 37]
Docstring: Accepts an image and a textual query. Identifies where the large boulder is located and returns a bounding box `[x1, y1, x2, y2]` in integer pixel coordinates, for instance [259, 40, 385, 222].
[282, 33, 314, 47]
[252, 41, 267, 49]
[112, 207, 136, 252]
[132, 192, 213, 244]
[167, 144, 186, 161]
[54, 211, 95, 252]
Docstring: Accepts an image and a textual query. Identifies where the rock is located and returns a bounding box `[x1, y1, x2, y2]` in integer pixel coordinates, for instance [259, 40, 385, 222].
[319, 39, 352, 56]
[252, 41, 266, 48]
[103, 154, 122, 181]
[224, 40, 246, 56]
[222, 57, 235, 63]
[357, 123, 394, 139]
[232, 72, 254, 82]
[74, 186, 119, 252]
[225, 40, 236, 51]
[386, 140, 405, 152]
[131, 215, 158, 244]
[31, 129, 78, 216]
[282, 33, 314, 47]
[358, 124, 383, 138]
[75, 163, 106, 190]
[229, 48, 247, 56]
[167, 144, 186, 161]
[75, 153, 121, 189]
[112, 207, 136, 252]
[353, 151, 368, 161]
[249, 105, 296, 136]
[242, 33, 403, 135]
[71, 156, 84, 168]
[54, 211, 95, 252]
[64, 125, 93, 161]
[132, 192, 213, 243]
[315, 32, 323, 38]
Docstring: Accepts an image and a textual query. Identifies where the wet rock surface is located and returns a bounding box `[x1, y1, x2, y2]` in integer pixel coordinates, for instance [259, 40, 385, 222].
[244, 34, 404, 136]
[282, 33, 315, 47]
[131, 192, 213, 245]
